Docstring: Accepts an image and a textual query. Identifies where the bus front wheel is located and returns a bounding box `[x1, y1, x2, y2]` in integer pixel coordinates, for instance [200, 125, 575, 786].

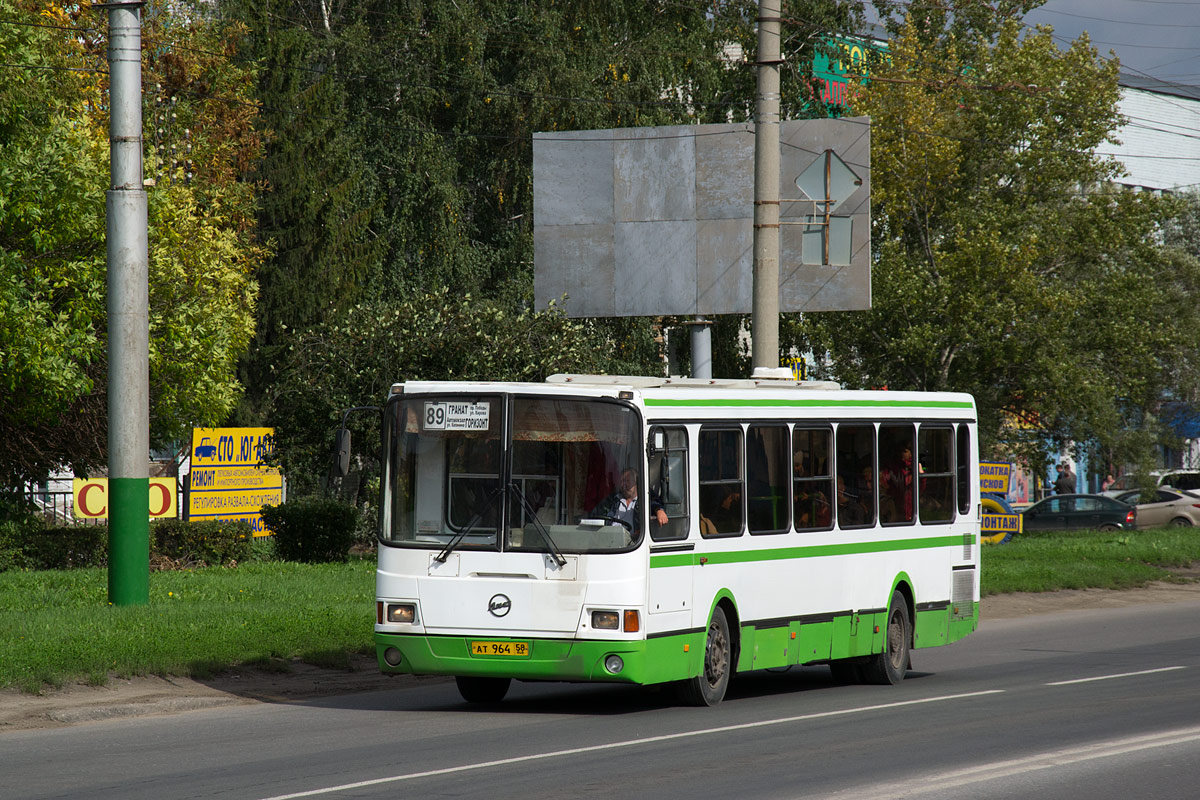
[456, 676, 511, 703]
[678, 606, 732, 706]
[863, 591, 911, 686]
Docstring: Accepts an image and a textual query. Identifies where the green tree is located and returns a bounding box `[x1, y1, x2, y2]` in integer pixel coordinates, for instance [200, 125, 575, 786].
[784, 7, 1200, 469]
[0, 1, 111, 482]
[0, 0, 264, 483]
[218, 0, 383, 427]
[264, 290, 631, 492]
[213, 1, 867, 487]
[141, 2, 266, 448]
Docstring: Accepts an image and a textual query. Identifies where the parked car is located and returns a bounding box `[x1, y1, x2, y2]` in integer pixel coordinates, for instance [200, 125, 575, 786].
[1163, 471, 1200, 492]
[1020, 493, 1137, 532]
[1102, 470, 1200, 497]
[1114, 488, 1200, 528]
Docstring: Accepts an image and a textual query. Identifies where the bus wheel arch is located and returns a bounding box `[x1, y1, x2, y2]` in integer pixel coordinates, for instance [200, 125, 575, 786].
[892, 579, 915, 653]
[862, 588, 912, 686]
[677, 599, 737, 707]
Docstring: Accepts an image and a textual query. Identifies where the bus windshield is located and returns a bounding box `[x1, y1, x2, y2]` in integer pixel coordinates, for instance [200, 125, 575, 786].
[381, 394, 643, 553]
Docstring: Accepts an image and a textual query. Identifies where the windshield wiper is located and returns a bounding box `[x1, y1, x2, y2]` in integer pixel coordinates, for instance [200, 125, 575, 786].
[509, 482, 567, 567]
[435, 482, 506, 563]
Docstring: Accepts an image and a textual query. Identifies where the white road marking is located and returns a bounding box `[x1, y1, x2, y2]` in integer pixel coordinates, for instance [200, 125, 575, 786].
[257, 690, 1005, 800]
[1046, 665, 1186, 686]
[834, 725, 1200, 799]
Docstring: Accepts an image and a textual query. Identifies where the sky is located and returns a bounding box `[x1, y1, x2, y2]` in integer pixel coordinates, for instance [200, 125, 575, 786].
[1021, 0, 1200, 87]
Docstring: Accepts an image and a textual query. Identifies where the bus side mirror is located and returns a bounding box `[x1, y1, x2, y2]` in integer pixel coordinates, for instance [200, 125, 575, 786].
[335, 428, 351, 477]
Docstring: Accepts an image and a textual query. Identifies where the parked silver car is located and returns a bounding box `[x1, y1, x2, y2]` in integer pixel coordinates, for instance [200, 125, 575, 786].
[1115, 488, 1200, 528]
[1103, 470, 1200, 497]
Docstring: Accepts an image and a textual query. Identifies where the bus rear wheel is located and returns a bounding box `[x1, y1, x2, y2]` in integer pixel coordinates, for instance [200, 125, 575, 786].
[862, 591, 911, 686]
[678, 606, 731, 706]
[456, 676, 511, 703]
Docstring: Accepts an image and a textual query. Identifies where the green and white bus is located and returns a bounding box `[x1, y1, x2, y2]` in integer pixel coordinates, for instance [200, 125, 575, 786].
[369, 374, 980, 705]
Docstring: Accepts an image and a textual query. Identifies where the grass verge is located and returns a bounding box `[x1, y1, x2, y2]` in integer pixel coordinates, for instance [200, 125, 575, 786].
[981, 526, 1200, 595]
[3, 528, 1199, 692]
[0, 559, 375, 693]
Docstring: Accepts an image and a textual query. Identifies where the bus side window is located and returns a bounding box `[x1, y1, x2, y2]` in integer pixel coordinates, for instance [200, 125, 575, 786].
[879, 424, 916, 525]
[794, 426, 833, 532]
[699, 427, 743, 536]
[956, 424, 972, 516]
[748, 425, 790, 534]
[649, 426, 689, 542]
[918, 425, 955, 524]
[836, 423, 876, 528]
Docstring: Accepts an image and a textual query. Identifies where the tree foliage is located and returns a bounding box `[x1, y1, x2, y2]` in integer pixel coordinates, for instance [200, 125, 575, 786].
[265, 290, 639, 491]
[220, 0, 382, 423]
[219, 1, 868, 483]
[785, 6, 1200, 469]
[0, 0, 264, 483]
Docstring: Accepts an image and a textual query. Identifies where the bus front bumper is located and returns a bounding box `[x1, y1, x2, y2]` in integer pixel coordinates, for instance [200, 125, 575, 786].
[375, 632, 691, 685]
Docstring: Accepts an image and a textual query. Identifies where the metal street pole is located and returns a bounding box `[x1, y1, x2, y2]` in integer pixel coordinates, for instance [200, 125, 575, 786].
[105, 0, 150, 605]
[751, 0, 782, 374]
[689, 316, 713, 379]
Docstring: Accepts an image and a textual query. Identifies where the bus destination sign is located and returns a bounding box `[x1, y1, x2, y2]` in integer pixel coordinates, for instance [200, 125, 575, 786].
[423, 401, 490, 431]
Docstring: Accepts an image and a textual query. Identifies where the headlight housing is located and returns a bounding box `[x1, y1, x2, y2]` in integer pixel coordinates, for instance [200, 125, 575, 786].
[591, 610, 620, 630]
[377, 602, 417, 624]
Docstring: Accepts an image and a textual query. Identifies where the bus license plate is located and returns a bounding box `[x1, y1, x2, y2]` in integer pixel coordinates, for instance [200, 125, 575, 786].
[471, 641, 529, 657]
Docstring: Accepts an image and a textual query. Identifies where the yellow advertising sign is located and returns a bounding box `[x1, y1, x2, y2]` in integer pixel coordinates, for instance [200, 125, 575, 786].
[981, 511, 1022, 545]
[72, 478, 177, 519]
[979, 461, 1013, 495]
[189, 427, 282, 536]
[785, 357, 807, 381]
[982, 513, 1021, 536]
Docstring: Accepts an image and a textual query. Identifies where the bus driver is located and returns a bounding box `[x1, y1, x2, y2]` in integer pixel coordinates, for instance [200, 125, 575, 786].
[589, 468, 668, 532]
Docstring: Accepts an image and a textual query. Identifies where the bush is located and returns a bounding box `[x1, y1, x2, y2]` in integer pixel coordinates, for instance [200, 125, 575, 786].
[353, 501, 378, 550]
[19, 524, 109, 570]
[260, 496, 357, 563]
[0, 520, 28, 571]
[151, 519, 255, 568]
[0, 518, 269, 572]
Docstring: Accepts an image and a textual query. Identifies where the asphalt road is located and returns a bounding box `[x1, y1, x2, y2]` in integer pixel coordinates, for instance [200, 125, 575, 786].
[5, 599, 1200, 800]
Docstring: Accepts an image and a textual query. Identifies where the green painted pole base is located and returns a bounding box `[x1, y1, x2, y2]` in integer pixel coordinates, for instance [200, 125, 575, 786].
[108, 477, 149, 606]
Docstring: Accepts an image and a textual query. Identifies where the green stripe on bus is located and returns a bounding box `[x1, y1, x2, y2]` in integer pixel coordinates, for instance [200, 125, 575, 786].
[643, 398, 973, 409]
[649, 535, 965, 568]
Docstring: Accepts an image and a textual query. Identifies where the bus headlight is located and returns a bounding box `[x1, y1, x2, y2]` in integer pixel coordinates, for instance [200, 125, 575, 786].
[386, 603, 416, 624]
[604, 654, 624, 674]
[591, 610, 619, 630]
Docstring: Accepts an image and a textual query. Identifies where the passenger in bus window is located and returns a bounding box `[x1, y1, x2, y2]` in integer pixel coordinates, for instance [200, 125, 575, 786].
[589, 468, 666, 531]
[881, 444, 914, 523]
[836, 475, 864, 527]
[857, 465, 876, 523]
[796, 485, 830, 528]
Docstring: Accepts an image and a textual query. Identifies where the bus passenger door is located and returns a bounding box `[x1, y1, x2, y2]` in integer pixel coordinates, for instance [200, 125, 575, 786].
[648, 426, 693, 619]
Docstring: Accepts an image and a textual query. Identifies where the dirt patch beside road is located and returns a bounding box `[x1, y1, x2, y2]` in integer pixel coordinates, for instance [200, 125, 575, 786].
[981, 576, 1200, 619]
[5, 574, 1200, 733]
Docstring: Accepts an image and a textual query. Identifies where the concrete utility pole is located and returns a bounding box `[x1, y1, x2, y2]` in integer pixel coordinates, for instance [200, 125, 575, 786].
[752, 0, 782, 373]
[689, 317, 713, 379]
[105, 0, 150, 605]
